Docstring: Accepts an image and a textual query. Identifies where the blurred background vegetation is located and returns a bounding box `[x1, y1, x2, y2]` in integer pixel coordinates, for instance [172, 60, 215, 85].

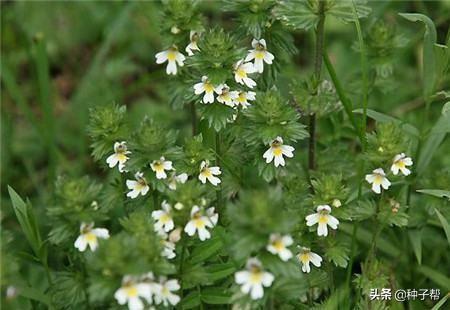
[1, 0, 449, 308]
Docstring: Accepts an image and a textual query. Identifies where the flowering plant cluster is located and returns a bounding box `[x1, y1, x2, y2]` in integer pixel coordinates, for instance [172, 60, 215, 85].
[3, 1, 450, 310]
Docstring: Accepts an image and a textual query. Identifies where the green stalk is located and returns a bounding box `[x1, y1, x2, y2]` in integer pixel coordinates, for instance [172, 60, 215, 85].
[34, 33, 57, 188]
[351, 0, 369, 149]
[190, 102, 198, 136]
[308, 0, 326, 171]
[215, 131, 223, 209]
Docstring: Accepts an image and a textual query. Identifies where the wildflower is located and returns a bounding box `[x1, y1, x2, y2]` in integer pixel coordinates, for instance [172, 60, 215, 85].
[234, 90, 256, 109]
[151, 200, 174, 233]
[114, 276, 153, 310]
[297, 247, 322, 273]
[106, 141, 130, 172]
[171, 25, 180, 34]
[126, 172, 150, 198]
[263, 136, 295, 167]
[198, 160, 221, 186]
[184, 205, 218, 241]
[234, 258, 274, 300]
[168, 172, 188, 190]
[216, 84, 238, 107]
[193, 76, 220, 104]
[391, 153, 413, 176]
[305, 205, 339, 237]
[185, 30, 201, 56]
[161, 239, 176, 259]
[245, 38, 274, 73]
[365, 168, 391, 194]
[234, 60, 256, 88]
[155, 46, 185, 75]
[174, 202, 184, 210]
[150, 156, 173, 179]
[154, 277, 181, 307]
[266, 234, 293, 261]
[74, 222, 109, 252]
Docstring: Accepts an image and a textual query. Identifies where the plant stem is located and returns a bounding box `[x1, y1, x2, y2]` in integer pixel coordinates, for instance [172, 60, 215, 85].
[215, 131, 223, 208]
[190, 101, 198, 135]
[308, 0, 326, 170]
[351, 0, 369, 150]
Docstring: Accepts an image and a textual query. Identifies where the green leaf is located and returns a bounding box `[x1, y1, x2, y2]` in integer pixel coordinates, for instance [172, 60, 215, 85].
[18, 285, 52, 306]
[399, 13, 447, 99]
[417, 265, 450, 290]
[198, 103, 235, 132]
[204, 262, 236, 282]
[201, 287, 231, 304]
[353, 108, 419, 137]
[431, 292, 449, 310]
[325, 244, 350, 268]
[417, 106, 450, 175]
[181, 291, 201, 309]
[417, 189, 450, 200]
[8, 186, 43, 259]
[408, 229, 422, 265]
[434, 208, 450, 248]
[189, 236, 224, 265]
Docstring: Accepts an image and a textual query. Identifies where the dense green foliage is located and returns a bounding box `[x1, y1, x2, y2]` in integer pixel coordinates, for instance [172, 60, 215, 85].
[1, 1, 450, 309]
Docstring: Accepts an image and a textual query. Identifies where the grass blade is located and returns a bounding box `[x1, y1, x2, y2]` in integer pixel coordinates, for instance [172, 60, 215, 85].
[434, 208, 450, 248]
[431, 292, 449, 310]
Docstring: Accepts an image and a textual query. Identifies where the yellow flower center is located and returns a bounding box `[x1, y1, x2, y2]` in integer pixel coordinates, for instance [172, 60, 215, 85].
[272, 146, 282, 156]
[204, 83, 214, 93]
[116, 153, 127, 162]
[374, 174, 383, 185]
[249, 271, 263, 284]
[237, 93, 246, 103]
[255, 50, 265, 59]
[193, 217, 206, 229]
[272, 239, 285, 251]
[298, 253, 310, 264]
[201, 168, 212, 178]
[236, 68, 247, 78]
[395, 160, 405, 168]
[124, 286, 138, 297]
[167, 50, 177, 61]
[160, 213, 171, 223]
[85, 232, 97, 243]
[153, 162, 164, 172]
[318, 214, 328, 224]
[162, 286, 170, 296]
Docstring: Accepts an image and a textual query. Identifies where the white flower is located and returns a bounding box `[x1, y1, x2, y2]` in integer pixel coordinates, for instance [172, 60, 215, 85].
[365, 168, 391, 194]
[234, 90, 256, 109]
[168, 172, 188, 190]
[152, 200, 175, 233]
[106, 141, 131, 172]
[155, 46, 185, 75]
[305, 205, 339, 237]
[198, 160, 221, 186]
[150, 156, 173, 179]
[193, 76, 221, 104]
[245, 39, 274, 73]
[234, 258, 274, 300]
[266, 234, 293, 261]
[74, 222, 109, 252]
[161, 239, 176, 259]
[263, 136, 295, 167]
[216, 84, 239, 107]
[297, 247, 322, 273]
[126, 172, 150, 199]
[184, 205, 218, 241]
[154, 277, 180, 307]
[391, 153, 413, 176]
[114, 276, 153, 310]
[185, 30, 201, 56]
[234, 60, 256, 88]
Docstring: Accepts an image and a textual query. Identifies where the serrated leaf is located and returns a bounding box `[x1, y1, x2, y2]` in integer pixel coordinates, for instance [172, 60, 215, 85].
[189, 236, 224, 265]
[204, 262, 236, 282]
[181, 291, 201, 309]
[201, 287, 231, 304]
